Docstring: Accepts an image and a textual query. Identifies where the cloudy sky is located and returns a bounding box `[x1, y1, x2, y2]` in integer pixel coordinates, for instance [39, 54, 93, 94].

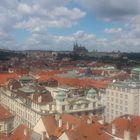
[1, 0, 140, 52]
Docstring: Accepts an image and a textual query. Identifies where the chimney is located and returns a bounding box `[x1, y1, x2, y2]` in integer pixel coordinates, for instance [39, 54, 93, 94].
[87, 116, 92, 124]
[112, 124, 116, 135]
[41, 131, 46, 140]
[137, 134, 140, 140]
[38, 95, 42, 103]
[58, 117, 62, 128]
[71, 124, 75, 130]
[24, 128, 28, 136]
[127, 116, 131, 121]
[124, 130, 130, 140]
[66, 122, 69, 130]
[98, 115, 105, 125]
[55, 114, 60, 121]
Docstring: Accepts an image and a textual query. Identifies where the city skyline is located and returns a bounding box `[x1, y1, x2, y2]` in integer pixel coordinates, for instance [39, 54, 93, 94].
[1, 0, 140, 52]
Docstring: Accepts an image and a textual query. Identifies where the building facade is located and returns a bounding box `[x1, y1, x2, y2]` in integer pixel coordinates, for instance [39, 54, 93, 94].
[131, 68, 140, 80]
[0, 82, 105, 130]
[105, 81, 140, 123]
[0, 105, 14, 135]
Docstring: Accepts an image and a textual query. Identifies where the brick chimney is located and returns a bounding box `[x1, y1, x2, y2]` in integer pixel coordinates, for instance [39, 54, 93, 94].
[58, 117, 62, 128]
[112, 124, 116, 135]
[124, 130, 130, 140]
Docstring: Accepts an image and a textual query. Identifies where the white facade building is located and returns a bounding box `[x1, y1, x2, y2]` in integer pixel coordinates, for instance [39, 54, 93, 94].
[0, 78, 105, 129]
[105, 81, 140, 123]
[0, 87, 41, 129]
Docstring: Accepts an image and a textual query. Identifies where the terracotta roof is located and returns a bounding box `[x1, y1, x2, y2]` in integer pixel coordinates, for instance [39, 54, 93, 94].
[61, 114, 81, 127]
[10, 125, 32, 140]
[0, 105, 14, 121]
[0, 133, 10, 140]
[106, 115, 140, 140]
[64, 121, 111, 140]
[42, 115, 57, 137]
[0, 73, 19, 85]
[42, 114, 112, 140]
[39, 74, 110, 89]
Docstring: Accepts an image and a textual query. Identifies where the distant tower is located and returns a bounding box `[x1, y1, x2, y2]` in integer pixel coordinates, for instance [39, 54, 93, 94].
[73, 42, 88, 54]
[73, 42, 78, 51]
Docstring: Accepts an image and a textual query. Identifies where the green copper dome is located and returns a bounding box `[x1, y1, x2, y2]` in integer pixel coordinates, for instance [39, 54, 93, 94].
[132, 68, 140, 74]
[20, 76, 33, 80]
[19, 86, 35, 93]
[56, 90, 67, 101]
[87, 88, 97, 96]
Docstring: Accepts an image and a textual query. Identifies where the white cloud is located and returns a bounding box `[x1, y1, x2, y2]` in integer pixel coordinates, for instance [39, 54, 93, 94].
[75, 0, 140, 21]
[0, 0, 140, 52]
[0, 0, 86, 33]
[16, 3, 86, 32]
[21, 29, 140, 52]
[18, 3, 32, 15]
[0, 0, 86, 50]
[104, 28, 122, 34]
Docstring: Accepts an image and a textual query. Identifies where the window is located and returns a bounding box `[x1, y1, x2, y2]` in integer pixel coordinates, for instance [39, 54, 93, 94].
[120, 100, 123, 103]
[69, 105, 73, 110]
[127, 89, 130, 92]
[107, 113, 109, 117]
[107, 108, 109, 112]
[111, 115, 113, 119]
[120, 94, 123, 98]
[85, 104, 89, 108]
[118, 87, 121, 91]
[93, 102, 96, 108]
[9, 123, 12, 129]
[62, 105, 65, 111]
[125, 101, 128, 105]
[125, 95, 128, 99]
[49, 105, 52, 110]
[125, 107, 128, 112]
[122, 88, 125, 92]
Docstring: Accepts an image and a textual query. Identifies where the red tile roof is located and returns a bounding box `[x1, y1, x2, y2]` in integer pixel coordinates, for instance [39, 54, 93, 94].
[106, 115, 140, 140]
[39, 74, 110, 89]
[42, 115, 57, 137]
[64, 121, 111, 140]
[10, 125, 32, 140]
[42, 114, 112, 140]
[0, 133, 10, 140]
[0, 73, 20, 85]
